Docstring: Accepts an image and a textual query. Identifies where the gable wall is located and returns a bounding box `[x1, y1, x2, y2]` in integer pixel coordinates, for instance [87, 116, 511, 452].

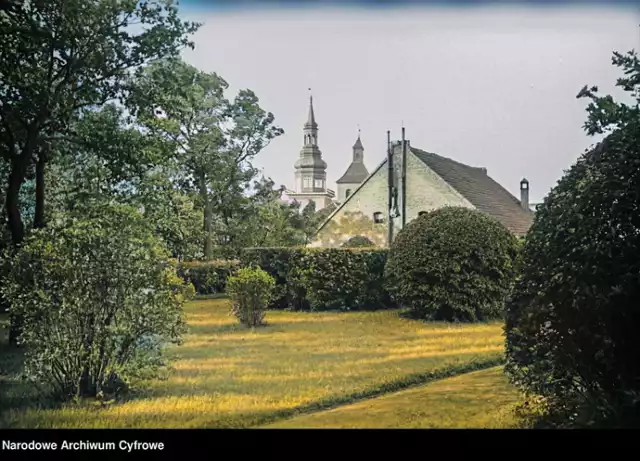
[311, 147, 475, 248]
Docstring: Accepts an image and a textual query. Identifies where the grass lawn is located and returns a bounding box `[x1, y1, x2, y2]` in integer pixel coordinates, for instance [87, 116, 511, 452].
[264, 366, 523, 428]
[0, 298, 506, 428]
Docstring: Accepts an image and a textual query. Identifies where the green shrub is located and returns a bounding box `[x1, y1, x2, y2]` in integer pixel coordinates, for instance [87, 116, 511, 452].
[176, 260, 240, 295]
[385, 207, 519, 322]
[505, 125, 640, 428]
[226, 267, 275, 327]
[341, 235, 375, 248]
[1, 204, 190, 401]
[301, 248, 392, 311]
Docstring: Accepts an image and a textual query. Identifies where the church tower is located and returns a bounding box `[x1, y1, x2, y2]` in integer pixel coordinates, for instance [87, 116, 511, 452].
[336, 129, 370, 203]
[287, 94, 335, 210]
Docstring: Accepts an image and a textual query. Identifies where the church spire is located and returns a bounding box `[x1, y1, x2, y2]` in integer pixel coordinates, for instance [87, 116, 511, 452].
[352, 126, 364, 161]
[294, 91, 327, 196]
[305, 89, 317, 128]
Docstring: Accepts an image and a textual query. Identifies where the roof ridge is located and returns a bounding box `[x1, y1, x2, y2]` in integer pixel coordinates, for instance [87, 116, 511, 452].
[409, 147, 485, 171]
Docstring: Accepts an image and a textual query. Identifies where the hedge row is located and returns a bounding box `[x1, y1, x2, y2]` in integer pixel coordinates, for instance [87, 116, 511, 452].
[241, 247, 394, 311]
[175, 259, 241, 295]
[175, 248, 394, 311]
[176, 248, 393, 311]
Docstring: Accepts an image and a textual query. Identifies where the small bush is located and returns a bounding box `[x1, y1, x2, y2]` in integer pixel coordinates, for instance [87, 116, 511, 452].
[176, 260, 240, 295]
[385, 207, 519, 322]
[341, 235, 375, 248]
[1, 204, 190, 401]
[227, 267, 275, 327]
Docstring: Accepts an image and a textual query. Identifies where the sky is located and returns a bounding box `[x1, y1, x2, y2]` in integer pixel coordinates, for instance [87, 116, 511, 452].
[179, 2, 639, 203]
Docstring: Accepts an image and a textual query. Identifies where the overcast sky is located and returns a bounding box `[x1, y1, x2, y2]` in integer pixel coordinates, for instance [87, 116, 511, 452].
[180, 3, 638, 202]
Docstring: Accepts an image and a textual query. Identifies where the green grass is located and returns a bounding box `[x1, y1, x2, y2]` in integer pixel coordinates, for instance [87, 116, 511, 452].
[0, 299, 507, 428]
[264, 366, 523, 428]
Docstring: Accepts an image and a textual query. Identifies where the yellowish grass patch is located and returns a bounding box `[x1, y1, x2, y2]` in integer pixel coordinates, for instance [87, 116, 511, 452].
[1, 299, 505, 428]
[265, 366, 524, 428]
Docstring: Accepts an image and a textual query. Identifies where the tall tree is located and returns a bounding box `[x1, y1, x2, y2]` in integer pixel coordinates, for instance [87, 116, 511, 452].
[129, 58, 284, 258]
[0, 0, 198, 345]
[0, 0, 198, 246]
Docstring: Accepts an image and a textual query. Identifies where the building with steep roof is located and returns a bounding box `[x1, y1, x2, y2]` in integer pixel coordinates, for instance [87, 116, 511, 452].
[311, 139, 534, 248]
[336, 131, 369, 203]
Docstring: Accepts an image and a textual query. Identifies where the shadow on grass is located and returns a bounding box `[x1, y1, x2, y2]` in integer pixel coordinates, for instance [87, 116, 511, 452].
[0, 342, 53, 414]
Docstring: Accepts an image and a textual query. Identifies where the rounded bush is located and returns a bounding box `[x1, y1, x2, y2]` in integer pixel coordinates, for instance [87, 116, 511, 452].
[341, 235, 375, 248]
[227, 267, 275, 327]
[505, 126, 640, 427]
[384, 207, 519, 322]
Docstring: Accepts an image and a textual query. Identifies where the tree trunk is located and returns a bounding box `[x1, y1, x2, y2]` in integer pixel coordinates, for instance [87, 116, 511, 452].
[33, 148, 46, 229]
[199, 172, 213, 260]
[6, 158, 28, 346]
[5, 159, 26, 246]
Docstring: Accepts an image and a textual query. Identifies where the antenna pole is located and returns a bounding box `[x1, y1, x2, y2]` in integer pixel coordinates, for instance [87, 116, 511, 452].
[401, 126, 407, 228]
[387, 130, 394, 247]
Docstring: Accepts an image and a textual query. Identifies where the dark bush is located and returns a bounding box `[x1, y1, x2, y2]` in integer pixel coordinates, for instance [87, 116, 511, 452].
[241, 247, 392, 311]
[341, 235, 375, 248]
[384, 207, 519, 322]
[505, 126, 640, 428]
[176, 260, 240, 295]
[301, 248, 393, 311]
[227, 267, 275, 327]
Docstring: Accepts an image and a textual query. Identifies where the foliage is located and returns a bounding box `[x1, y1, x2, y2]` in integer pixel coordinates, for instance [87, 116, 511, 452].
[0, 0, 198, 245]
[176, 260, 241, 295]
[577, 49, 640, 135]
[226, 267, 275, 327]
[341, 235, 375, 248]
[301, 248, 392, 311]
[1, 203, 190, 400]
[241, 247, 392, 311]
[128, 58, 284, 259]
[0, 0, 198, 346]
[505, 123, 640, 428]
[385, 207, 519, 322]
[220, 178, 307, 250]
[241, 247, 308, 310]
[506, 49, 640, 428]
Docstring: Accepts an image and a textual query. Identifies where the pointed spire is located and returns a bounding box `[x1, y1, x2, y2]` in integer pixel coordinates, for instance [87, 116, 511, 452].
[305, 88, 316, 127]
[353, 125, 364, 150]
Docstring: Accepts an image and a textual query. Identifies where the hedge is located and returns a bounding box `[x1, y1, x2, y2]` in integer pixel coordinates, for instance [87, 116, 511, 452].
[241, 248, 308, 310]
[175, 260, 241, 295]
[240, 247, 393, 311]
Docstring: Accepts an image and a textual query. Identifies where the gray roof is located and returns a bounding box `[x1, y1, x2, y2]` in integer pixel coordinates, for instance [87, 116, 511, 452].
[353, 136, 364, 150]
[411, 147, 534, 236]
[336, 161, 369, 184]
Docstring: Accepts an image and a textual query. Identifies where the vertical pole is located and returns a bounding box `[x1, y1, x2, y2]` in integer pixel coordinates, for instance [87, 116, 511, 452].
[401, 127, 407, 228]
[387, 130, 393, 247]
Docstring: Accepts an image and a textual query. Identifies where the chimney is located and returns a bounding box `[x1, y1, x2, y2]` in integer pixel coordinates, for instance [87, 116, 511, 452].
[520, 178, 529, 211]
